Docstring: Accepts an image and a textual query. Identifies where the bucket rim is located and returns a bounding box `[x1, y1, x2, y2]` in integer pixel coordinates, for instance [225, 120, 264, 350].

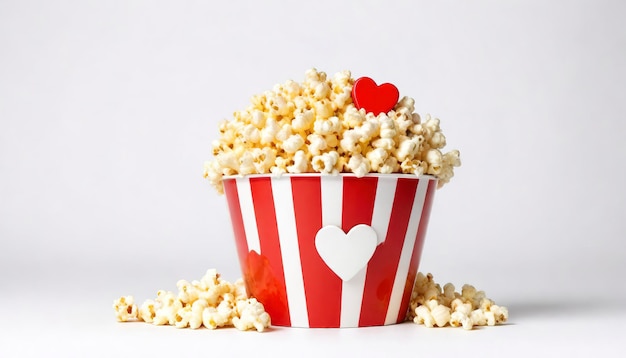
[222, 173, 438, 181]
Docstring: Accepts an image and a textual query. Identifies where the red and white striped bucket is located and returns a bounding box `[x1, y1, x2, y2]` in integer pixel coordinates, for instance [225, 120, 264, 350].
[223, 173, 437, 328]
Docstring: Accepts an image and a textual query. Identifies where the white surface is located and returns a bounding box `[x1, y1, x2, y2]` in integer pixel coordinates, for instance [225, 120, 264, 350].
[2, 267, 625, 357]
[1, 0, 625, 356]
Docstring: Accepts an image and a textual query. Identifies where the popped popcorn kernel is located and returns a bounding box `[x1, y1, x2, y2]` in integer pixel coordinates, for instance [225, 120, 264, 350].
[189, 299, 208, 329]
[138, 299, 157, 323]
[414, 305, 435, 328]
[153, 291, 182, 326]
[450, 311, 473, 330]
[113, 296, 138, 322]
[205, 69, 461, 193]
[113, 269, 271, 333]
[346, 153, 371, 177]
[408, 272, 508, 330]
[287, 150, 309, 173]
[232, 298, 272, 332]
[431, 304, 452, 327]
[202, 294, 236, 330]
[174, 306, 192, 328]
[312, 151, 340, 174]
[233, 278, 248, 300]
[177, 279, 199, 305]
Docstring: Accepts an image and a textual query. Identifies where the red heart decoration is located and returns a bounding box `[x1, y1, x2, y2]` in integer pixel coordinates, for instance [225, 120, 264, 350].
[351, 77, 399, 115]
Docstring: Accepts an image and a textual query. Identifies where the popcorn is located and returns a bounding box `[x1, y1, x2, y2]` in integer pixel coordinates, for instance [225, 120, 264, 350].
[312, 151, 340, 174]
[365, 148, 388, 171]
[339, 129, 362, 154]
[324, 134, 339, 148]
[379, 157, 400, 174]
[379, 115, 397, 139]
[138, 299, 157, 323]
[491, 305, 509, 324]
[282, 134, 305, 154]
[177, 279, 199, 304]
[431, 304, 451, 328]
[313, 99, 334, 118]
[276, 124, 294, 143]
[293, 109, 315, 132]
[307, 133, 327, 155]
[114, 269, 271, 332]
[189, 299, 208, 329]
[395, 136, 422, 161]
[153, 291, 181, 326]
[233, 278, 248, 300]
[346, 154, 371, 177]
[450, 311, 473, 330]
[202, 294, 236, 330]
[250, 110, 266, 128]
[232, 298, 272, 332]
[287, 150, 309, 173]
[408, 272, 508, 330]
[451, 298, 472, 316]
[271, 156, 290, 175]
[241, 124, 261, 144]
[343, 107, 364, 128]
[204, 69, 461, 194]
[174, 306, 192, 328]
[313, 81, 331, 100]
[252, 147, 276, 174]
[371, 137, 395, 151]
[470, 309, 487, 326]
[115, 270, 503, 333]
[414, 305, 435, 328]
[260, 117, 280, 144]
[113, 296, 138, 322]
[355, 120, 380, 142]
[313, 116, 342, 135]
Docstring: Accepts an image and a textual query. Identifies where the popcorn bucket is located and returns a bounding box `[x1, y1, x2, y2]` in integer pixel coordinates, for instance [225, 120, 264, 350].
[223, 173, 437, 328]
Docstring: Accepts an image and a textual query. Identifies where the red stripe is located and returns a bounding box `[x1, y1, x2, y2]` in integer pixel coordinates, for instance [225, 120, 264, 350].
[359, 178, 418, 326]
[341, 176, 379, 231]
[249, 177, 291, 326]
[291, 176, 342, 327]
[341, 177, 378, 326]
[223, 179, 249, 277]
[396, 178, 437, 323]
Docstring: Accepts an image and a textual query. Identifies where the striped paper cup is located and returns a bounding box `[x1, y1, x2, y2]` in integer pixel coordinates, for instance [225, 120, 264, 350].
[223, 173, 437, 328]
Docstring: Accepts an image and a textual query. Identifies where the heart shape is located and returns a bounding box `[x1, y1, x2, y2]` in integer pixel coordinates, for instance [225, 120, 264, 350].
[315, 224, 378, 281]
[351, 77, 399, 115]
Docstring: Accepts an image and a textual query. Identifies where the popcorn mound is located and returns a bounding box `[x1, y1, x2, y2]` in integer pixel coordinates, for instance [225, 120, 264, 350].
[113, 269, 271, 332]
[203, 68, 461, 194]
[408, 273, 509, 329]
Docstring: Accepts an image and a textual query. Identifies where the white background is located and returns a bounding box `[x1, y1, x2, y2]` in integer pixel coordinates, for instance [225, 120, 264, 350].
[1, 0, 625, 356]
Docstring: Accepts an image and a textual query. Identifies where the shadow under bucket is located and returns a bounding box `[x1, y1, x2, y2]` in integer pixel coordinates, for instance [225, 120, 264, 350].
[223, 173, 437, 328]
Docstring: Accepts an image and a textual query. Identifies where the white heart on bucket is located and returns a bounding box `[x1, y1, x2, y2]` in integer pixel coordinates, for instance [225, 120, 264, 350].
[315, 224, 378, 281]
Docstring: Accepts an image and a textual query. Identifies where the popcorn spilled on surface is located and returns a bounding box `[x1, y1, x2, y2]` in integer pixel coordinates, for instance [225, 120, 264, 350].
[203, 68, 461, 194]
[113, 269, 271, 332]
[114, 270, 507, 332]
[408, 273, 508, 330]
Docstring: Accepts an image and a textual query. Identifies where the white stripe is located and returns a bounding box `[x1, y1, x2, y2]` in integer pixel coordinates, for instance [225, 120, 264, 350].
[384, 178, 431, 325]
[340, 268, 367, 327]
[236, 177, 261, 254]
[370, 177, 398, 245]
[339, 177, 398, 327]
[320, 176, 342, 227]
[271, 177, 309, 327]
